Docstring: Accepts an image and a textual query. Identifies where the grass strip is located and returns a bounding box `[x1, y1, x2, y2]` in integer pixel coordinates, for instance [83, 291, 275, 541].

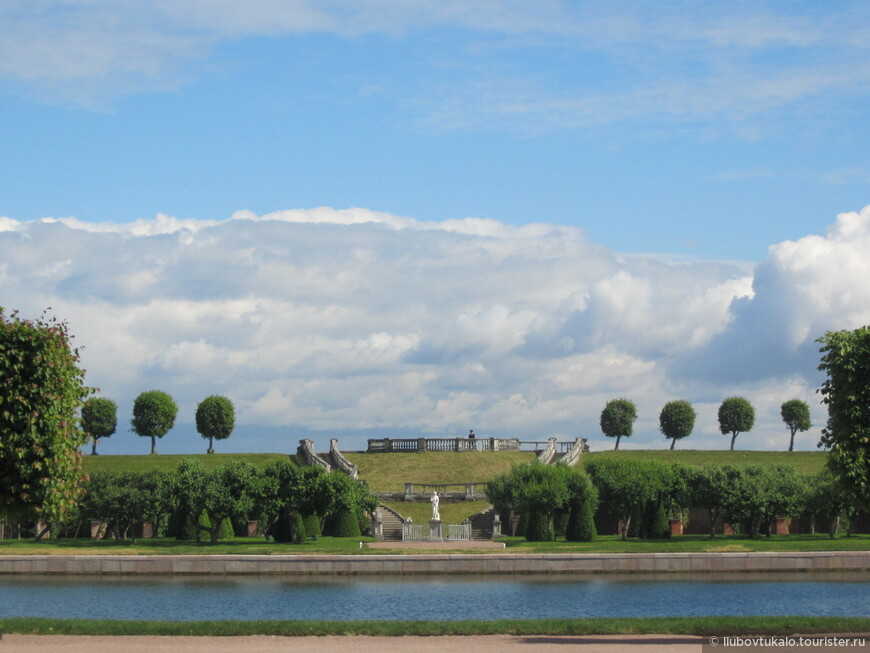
[1, 616, 868, 637]
[3, 533, 868, 555]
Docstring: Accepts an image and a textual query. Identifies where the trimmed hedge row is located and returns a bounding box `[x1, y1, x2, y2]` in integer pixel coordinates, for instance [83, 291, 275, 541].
[490, 459, 864, 542]
[53, 458, 377, 543]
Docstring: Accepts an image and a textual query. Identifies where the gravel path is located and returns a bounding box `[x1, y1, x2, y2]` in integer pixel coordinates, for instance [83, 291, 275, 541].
[366, 541, 506, 549]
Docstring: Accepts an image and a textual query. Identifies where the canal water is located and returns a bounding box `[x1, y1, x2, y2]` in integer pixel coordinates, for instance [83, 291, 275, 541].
[3, 572, 868, 621]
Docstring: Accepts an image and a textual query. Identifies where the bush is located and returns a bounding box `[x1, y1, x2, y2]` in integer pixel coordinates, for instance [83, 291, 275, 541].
[566, 500, 596, 542]
[293, 512, 307, 542]
[514, 512, 528, 537]
[303, 513, 322, 537]
[565, 473, 598, 542]
[553, 511, 569, 537]
[219, 517, 235, 540]
[525, 512, 554, 541]
[649, 503, 670, 539]
[332, 509, 361, 537]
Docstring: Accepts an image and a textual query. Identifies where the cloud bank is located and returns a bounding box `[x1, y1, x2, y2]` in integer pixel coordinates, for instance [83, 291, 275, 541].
[2, 205, 869, 453]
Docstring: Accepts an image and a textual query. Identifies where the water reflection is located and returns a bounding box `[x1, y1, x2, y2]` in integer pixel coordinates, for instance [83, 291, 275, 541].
[3, 572, 868, 621]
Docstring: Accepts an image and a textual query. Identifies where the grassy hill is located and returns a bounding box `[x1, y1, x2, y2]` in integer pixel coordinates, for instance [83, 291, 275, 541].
[583, 449, 826, 475]
[79, 449, 828, 488]
[344, 451, 536, 492]
[81, 453, 294, 474]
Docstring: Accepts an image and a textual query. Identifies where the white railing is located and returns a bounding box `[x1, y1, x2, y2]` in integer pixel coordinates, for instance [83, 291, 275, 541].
[447, 523, 471, 541]
[402, 522, 425, 541]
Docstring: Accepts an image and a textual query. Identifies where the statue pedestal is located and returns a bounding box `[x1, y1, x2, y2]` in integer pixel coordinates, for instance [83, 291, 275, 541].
[429, 519, 442, 542]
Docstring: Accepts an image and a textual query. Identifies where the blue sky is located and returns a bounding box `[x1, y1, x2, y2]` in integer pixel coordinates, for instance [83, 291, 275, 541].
[1, 1, 869, 454]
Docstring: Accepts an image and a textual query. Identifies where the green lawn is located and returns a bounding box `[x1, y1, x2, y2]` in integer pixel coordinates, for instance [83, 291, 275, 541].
[583, 450, 827, 474]
[80, 449, 828, 483]
[1, 616, 867, 636]
[82, 453, 295, 474]
[4, 533, 868, 555]
[497, 533, 870, 553]
[0, 536, 379, 556]
[345, 451, 536, 492]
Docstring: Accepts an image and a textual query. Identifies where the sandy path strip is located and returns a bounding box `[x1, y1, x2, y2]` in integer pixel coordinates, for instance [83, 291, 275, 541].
[0, 634, 705, 652]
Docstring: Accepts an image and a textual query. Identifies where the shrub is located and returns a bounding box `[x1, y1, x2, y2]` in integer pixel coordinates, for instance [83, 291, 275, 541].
[303, 513, 322, 537]
[565, 472, 598, 542]
[333, 509, 361, 537]
[525, 511, 554, 541]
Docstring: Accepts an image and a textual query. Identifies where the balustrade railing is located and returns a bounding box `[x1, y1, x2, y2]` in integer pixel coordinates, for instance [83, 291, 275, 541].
[403, 482, 488, 500]
[366, 437, 558, 453]
[447, 523, 471, 541]
[402, 523, 425, 542]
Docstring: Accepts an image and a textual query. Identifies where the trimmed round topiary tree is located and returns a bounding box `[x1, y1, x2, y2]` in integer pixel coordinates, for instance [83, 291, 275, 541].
[195, 395, 235, 454]
[82, 396, 118, 455]
[131, 390, 178, 455]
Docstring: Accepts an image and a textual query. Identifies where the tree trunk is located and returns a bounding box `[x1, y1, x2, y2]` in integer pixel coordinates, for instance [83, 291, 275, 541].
[208, 436, 214, 453]
[670, 438, 676, 450]
[621, 512, 631, 541]
[151, 436, 157, 455]
[614, 436, 621, 450]
[708, 509, 717, 539]
[730, 433, 737, 450]
[35, 523, 50, 542]
[92, 439, 98, 455]
[789, 429, 795, 452]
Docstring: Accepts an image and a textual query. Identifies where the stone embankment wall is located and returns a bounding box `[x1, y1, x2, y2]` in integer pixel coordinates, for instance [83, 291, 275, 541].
[1, 552, 867, 575]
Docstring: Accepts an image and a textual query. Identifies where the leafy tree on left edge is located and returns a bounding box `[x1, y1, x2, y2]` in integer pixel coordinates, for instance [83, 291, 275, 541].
[0, 308, 92, 538]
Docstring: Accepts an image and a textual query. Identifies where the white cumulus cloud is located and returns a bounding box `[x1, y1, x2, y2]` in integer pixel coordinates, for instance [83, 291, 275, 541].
[1, 204, 869, 454]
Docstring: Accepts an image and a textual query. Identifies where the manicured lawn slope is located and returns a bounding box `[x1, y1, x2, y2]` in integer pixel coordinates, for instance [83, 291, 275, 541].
[82, 453, 295, 474]
[345, 451, 536, 492]
[583, 450, 826, 474]
[80, 450, 827, 482]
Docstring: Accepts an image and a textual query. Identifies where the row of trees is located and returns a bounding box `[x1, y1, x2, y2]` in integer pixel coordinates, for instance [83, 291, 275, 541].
[486, 462, 598, 542]
[586, 457, 862, 540]
[69, 459, 378, 544]
[489, 459, 863, 543]
[82, 392, 236, 455]
[2, 306, 869, 544]
[599, 396, 812, 451]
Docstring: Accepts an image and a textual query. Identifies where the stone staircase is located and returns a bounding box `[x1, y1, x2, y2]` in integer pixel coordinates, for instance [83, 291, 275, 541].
[469, 505, 498, 540]
[377, 504, 405, 541]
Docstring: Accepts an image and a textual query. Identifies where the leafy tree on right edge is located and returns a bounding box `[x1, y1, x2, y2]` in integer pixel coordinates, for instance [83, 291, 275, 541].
[818, 326, 870, 519]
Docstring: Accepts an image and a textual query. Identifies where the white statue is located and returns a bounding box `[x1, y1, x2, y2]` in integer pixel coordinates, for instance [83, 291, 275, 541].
[430, 491, 440, 521]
